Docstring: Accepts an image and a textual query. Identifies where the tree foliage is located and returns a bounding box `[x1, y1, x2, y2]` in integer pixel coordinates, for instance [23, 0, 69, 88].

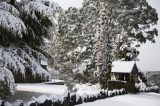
[0, 0, 61, 96]
[56, 0, 158, 88]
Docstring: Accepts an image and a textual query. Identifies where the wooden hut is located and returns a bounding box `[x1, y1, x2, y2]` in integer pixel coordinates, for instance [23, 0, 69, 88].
[111, 61, 140, 83]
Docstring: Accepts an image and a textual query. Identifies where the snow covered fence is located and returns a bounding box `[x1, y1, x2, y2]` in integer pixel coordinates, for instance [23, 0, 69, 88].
[0, 89, 127, 106]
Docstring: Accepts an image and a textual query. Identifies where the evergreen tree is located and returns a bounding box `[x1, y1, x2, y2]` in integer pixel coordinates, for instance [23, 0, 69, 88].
[0, 0, 62, 96]
[20, 0, 61, 46]
[56, 7, 81, 86]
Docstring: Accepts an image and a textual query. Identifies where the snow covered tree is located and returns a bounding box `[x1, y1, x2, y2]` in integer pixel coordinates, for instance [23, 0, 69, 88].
[0, 0, 62, 87]
[0, 1, 27, 45]
[94, 1, 115, 88]
[56, 7, 82, 83]
[81, 0, 158, 88]
[20, 0, 62, 46]
[55, 0, 158, 87]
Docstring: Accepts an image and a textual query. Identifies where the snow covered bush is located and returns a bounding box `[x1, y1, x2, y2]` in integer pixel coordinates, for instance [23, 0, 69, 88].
[135, 81, 159, 93]
[25, 84, 127, 106]
[0, 67, 15, 98]
[139, 86, 159, 93]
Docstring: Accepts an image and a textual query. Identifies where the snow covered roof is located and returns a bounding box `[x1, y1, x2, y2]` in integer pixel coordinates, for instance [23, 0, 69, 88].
[112, 61, 137, 73]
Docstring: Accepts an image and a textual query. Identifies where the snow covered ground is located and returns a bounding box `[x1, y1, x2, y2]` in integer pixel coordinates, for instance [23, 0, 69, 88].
[16, 83, 67, 94]
[4, 83, 160, 106]
[6, 83, 67, 102]
[77, 93, 160, 106]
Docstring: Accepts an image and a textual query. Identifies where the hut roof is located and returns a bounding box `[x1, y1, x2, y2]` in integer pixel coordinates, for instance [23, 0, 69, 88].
[112, 61, 137, 73]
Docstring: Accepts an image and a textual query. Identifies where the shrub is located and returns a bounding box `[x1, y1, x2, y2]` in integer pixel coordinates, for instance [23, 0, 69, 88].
[108, 80, 139, 93]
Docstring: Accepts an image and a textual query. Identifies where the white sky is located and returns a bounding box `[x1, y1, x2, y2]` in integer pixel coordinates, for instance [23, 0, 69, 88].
[17, 0, 160, 71]
[138, 0, 160, 71]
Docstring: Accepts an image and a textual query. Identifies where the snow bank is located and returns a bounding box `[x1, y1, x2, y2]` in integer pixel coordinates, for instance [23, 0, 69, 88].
[16, 83, 67, 95]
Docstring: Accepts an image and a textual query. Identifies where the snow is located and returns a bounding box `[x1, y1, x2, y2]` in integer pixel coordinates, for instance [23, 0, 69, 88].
[77, 93, 160, 106]
[73, 59, 91, 73]
[0, 2, 20, 16]
[112, 61, 136, 73]
[16, 83, 67, 95]
[0, 45, 52, 81]
[74, 84, 101, 97]
[22, 0, 61, 20]
[0, 3, 27, 37]
[67, 46, 87, 56]
[0, 67, 15, 94]
[41, 60, 48, 66]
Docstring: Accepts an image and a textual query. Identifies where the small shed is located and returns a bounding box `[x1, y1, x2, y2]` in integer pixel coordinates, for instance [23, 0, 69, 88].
[111, 61, 140, 83]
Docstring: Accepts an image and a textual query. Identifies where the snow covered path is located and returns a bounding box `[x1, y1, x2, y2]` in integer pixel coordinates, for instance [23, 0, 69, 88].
[77, 93, 160, 106]
[16, 83, 67, 95]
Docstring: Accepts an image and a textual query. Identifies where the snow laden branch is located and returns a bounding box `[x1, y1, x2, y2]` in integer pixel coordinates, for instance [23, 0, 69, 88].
[0, 45, 52, 83]
[0, 2, 27, 37]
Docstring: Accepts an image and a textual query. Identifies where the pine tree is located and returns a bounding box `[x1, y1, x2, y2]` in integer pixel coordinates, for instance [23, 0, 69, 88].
[20, 0, 61, 46]
[0, 0, 62, 96]
[56, 7, 82, 81]
[95, 1, 115, 88]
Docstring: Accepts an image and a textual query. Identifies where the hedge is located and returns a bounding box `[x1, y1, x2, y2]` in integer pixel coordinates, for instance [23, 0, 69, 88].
[0, 89, 127, 106]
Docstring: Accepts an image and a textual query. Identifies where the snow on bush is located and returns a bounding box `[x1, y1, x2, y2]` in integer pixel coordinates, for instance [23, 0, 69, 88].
[25, 84, 126, 105]
[0, 67, 15, 98]
[0, 2, 27, 37]
[72, 84, 126, 101]
[135, 81, 159, 93]
[140, 86, 159, 92]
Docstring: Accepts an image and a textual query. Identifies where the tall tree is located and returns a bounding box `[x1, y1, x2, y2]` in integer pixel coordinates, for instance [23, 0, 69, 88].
[0, 0, 62, 96]
[56, 0, 158, 88]
[92, 0, 158, 88]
